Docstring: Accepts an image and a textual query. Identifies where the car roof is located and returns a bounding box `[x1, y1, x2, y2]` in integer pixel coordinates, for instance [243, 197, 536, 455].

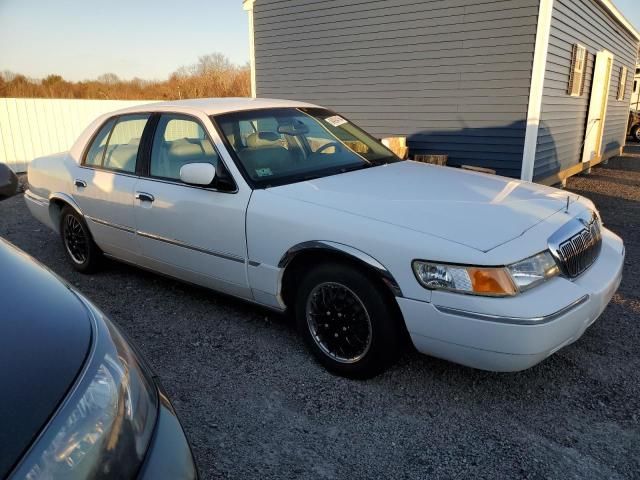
[109, 97, 322, 116]
[68, 97, 327, 161]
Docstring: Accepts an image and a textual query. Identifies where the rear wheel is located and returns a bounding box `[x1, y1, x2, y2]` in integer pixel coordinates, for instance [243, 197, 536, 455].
[295, 262, 402, 378]
[631, 125, 640, 142]
[60, 206, 102, 273]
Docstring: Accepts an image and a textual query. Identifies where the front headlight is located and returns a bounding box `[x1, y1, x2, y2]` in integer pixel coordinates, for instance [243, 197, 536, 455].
[507, 251, 559, 292]
[412, 261, 517, 296]
[413, 251, 560, 296]
[11, 297, 158, 480]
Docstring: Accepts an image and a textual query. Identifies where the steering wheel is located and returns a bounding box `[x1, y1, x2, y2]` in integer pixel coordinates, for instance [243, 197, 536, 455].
[314, 141, 342, 155]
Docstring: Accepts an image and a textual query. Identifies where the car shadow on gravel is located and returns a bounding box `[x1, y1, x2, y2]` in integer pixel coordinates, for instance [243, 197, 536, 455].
[100, 258, 295, 325]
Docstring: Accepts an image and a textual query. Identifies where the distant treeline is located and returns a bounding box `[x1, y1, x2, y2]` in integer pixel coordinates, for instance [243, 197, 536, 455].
[0, 53, 250, 100]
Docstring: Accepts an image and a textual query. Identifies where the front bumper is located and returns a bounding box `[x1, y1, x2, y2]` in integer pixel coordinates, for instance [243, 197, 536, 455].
[398, 228, 625, 372]
[138, 386, 199, 480]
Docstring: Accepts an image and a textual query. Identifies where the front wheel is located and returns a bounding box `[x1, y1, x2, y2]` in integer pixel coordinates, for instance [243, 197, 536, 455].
[631, 125, 640, 143]
[60, 206, 102, 273]
[295, 263, 402, 378]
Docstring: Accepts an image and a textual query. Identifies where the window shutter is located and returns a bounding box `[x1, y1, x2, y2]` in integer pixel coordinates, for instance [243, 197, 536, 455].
[617, 66, 628, 101]
[568, 44, 586, 97]
[580, 53, 588, 97]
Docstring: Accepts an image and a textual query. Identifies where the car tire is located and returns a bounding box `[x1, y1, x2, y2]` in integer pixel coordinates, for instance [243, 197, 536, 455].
[295, 262, 402, 379]
[631, 125, 640, 143]
[60, 206, 102, 273]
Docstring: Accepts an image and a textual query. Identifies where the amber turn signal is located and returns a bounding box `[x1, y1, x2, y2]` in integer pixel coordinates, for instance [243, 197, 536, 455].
[467, 268, 518, 296]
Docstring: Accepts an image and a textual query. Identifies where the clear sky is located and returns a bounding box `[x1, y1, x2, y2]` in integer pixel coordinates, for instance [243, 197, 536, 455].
[615, 0, 640, 37]
[0, 0, 638, 82]
[0, 0, 250, 81]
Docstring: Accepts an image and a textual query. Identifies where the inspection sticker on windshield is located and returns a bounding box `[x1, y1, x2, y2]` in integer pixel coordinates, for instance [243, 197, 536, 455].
[325, 115, 348, 127]
[255, 167, 273, 177]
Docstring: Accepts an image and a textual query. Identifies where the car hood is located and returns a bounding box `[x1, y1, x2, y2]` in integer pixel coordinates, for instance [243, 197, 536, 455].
[0, 238, 91, 478]
[268, 161, 577, 252]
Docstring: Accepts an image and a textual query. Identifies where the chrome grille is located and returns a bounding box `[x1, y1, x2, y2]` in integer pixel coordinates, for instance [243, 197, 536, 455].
[549, 212, 602, 278]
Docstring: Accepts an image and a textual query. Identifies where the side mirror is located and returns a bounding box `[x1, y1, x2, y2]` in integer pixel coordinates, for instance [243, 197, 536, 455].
[179, 163, 216, 186]
[0, 164, 18, 201]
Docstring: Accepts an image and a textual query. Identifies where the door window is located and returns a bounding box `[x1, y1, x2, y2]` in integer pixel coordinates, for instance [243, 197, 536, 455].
[84, 114, 149, 173]
[150, 115, 220, 182]
[103, 115, 149, 173]
[84, 118, 116, 167]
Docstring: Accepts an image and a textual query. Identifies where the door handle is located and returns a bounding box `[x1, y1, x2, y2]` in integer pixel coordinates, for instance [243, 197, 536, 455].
[135, 192, 155, 203]
[74, 179, 87, 188]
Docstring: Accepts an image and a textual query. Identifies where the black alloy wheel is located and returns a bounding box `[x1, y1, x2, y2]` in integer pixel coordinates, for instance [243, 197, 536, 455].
[305, 281, 373, 364]
[60, 206, 102, 273]
[296, 262, 402, 379]
[63, 214, 89, 265]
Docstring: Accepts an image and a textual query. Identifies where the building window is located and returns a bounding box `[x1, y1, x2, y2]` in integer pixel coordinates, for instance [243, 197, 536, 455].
[568, 44, 587, 97]
[617, 66, 628, 101]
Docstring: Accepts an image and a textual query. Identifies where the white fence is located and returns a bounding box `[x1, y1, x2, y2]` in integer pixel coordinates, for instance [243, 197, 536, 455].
[0, 98, 155, 172]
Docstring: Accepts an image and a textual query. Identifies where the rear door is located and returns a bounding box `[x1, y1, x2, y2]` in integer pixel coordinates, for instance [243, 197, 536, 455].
[73, 113, 150, 261]
[133, 113, 252, 298]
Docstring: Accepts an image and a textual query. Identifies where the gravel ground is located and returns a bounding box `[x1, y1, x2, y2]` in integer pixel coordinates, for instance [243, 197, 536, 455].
[1, 154, 639, 479]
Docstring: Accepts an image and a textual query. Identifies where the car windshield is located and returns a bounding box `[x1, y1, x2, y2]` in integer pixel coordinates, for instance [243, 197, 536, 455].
[213, 107, 400, 187]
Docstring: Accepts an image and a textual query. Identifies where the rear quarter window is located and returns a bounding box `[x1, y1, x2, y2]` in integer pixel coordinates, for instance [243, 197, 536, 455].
[84, 119, 115, 167]
[83, 114, 150, 173]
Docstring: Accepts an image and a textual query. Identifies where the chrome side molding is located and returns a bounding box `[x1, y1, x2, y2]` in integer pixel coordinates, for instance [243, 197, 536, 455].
[136, 230, 245, 263]
[85, 215, 135, 234]
[24, 190, 49, 206]
[85, 215, 245, 264]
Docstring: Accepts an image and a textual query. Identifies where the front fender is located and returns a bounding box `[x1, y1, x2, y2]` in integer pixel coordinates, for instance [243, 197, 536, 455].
[278, 240, 403, 297]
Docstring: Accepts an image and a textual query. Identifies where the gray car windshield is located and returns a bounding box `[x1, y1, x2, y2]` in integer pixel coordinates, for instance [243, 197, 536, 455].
[213, 107, 400, 187]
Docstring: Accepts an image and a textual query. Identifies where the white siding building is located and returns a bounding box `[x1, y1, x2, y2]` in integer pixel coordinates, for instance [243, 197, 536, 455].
[632, 64, 640, 110]
[245, 0, 640, 184]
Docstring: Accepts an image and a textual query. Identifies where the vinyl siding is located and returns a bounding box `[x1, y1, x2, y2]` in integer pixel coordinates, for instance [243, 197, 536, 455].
[253, 0, 539, 178]
[533, 0, 639, 181]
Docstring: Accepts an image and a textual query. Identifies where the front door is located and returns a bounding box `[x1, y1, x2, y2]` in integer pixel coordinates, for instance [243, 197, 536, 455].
[133, 113, 252, 298]
[73, 113, 150, 261]
[582, 50, 614, 163]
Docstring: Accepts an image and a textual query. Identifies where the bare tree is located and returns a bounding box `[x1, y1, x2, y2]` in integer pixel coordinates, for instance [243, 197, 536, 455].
[97, 73, 120, 85]
[0, 53, 250, 100]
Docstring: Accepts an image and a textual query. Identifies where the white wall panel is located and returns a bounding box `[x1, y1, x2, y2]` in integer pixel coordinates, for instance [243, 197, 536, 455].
[0, 98, 154, 172]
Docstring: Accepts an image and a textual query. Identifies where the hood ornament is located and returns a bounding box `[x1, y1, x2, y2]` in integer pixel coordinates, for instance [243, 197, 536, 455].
[565, 195, 570, 213]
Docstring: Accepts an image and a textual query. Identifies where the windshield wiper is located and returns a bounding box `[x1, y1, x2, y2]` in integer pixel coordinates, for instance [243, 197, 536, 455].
[368, 155, 400, 166]
[340, 163, 374, 173]
[296, 163, 373, 183]
[301, 173, 326, 181]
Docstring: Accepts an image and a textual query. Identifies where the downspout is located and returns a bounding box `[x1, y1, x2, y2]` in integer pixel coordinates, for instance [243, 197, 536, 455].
[243, 0, 257, 98]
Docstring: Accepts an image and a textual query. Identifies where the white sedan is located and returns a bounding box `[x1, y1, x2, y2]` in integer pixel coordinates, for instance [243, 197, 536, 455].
[25, 98, 625, 378]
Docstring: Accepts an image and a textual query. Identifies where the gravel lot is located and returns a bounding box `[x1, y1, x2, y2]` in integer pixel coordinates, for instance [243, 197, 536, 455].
[1, 153, 639, 479]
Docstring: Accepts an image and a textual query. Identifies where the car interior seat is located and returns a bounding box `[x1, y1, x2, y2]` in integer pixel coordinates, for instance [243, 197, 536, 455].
[153, 138, 218, 180]
[103, 138, 140, 172]
[238, 132, 293, 176]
